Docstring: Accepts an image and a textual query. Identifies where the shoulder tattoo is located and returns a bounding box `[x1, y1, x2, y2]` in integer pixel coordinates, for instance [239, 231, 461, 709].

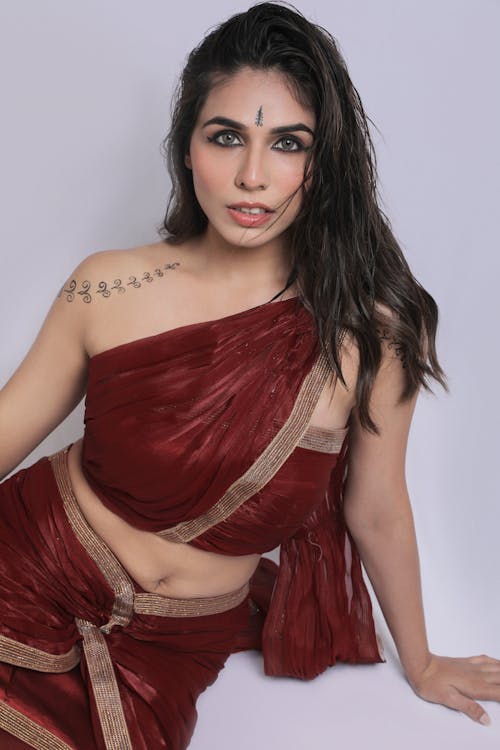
[56, 261, 180, 303]
[377, 326, 407, 368]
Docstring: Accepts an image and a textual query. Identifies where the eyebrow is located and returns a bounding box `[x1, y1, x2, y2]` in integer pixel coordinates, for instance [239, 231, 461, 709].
[201, 116, 314, 137]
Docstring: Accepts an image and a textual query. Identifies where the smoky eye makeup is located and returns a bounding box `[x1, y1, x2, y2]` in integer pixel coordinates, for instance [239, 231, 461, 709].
[206, 129, 310, 152]
[206, 130, 243, 147]
[272, 135, 309, 152]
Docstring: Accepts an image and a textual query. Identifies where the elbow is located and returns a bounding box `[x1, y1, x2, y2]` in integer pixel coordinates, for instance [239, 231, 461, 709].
[344, 508, 378, 540]
[343, 487, 414, 538]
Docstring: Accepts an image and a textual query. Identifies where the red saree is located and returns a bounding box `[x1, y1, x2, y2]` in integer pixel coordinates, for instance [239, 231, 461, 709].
[0, 296, 384, 749]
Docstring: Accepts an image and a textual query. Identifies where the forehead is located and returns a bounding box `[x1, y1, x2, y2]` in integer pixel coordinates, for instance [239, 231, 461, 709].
[198, 67, 315, 127]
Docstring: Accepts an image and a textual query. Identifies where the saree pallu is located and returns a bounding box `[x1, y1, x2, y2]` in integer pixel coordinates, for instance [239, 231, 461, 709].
[0, 450, 250, 749]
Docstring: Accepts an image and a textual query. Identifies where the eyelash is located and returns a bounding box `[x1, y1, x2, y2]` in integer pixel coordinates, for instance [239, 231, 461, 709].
[206, 130, 306, 152]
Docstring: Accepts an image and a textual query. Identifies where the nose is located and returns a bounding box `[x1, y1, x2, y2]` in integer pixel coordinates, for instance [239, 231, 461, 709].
[234, 144, 268, 191]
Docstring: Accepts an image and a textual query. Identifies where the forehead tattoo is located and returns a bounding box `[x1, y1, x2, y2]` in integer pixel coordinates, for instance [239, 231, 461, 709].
[255, 105, 264, 127]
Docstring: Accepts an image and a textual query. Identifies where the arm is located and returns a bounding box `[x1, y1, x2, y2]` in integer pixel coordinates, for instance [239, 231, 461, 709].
[343, 344, 429, 680]
[0, 251, 102, 480]
[343, 331, 500, 726]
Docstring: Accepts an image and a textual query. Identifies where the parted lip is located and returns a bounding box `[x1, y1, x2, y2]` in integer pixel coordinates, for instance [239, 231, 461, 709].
[227, 201, 274, 212]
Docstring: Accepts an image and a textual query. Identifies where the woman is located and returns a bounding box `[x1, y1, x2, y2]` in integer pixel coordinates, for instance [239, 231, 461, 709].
[0, 2, 498, 748]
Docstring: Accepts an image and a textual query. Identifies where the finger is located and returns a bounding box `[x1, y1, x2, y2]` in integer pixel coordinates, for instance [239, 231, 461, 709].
[462, 682, 500, 701]
[469, 654, 500, 665]
[446, 688, 490, 725]
[468, 664, 500, 687]
[478, 662, 500, 670]
[476, 666, 500, 683]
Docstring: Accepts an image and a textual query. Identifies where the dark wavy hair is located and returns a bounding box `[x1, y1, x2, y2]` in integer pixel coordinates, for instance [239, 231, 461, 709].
[157, 1, 448, 434]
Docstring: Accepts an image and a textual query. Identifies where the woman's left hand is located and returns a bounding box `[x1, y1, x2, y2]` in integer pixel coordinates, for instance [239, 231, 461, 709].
[407, 652, 500, 725]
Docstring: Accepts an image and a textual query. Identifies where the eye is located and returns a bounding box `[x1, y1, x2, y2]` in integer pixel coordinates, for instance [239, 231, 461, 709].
[272, 136, 303, 152]
[207, 130, 243, 147]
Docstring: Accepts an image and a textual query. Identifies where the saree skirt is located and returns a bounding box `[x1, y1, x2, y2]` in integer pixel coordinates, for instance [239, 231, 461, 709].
[0, 447, 252, 750]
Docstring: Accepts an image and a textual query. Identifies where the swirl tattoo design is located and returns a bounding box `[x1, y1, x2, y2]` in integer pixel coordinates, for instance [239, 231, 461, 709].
[58, 262, 180, 303]
[378, 326, 407, 368]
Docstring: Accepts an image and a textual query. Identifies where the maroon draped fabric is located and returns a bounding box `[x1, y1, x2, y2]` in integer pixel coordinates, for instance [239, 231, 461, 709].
[81, 297, 321, 535]
[0, 453, 251, 749]
[0, 297, 384, 748]
[82, 296, 384, 677]
[248, 436, 385, 679]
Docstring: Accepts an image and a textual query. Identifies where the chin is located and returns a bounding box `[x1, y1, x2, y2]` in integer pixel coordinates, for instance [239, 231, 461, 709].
[227, 232, 279, 249]
[210, 221, 282, 249]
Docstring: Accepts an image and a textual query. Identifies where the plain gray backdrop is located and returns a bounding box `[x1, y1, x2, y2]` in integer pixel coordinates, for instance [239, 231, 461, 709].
[1, 1, 499, 747]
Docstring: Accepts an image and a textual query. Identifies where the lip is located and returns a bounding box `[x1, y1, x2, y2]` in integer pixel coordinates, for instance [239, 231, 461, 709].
[226, 201, 276, 228]
[228, 202, 274, 211]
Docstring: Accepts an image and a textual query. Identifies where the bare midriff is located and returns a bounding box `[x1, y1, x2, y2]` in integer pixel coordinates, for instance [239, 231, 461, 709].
[66, 438, 262, 598]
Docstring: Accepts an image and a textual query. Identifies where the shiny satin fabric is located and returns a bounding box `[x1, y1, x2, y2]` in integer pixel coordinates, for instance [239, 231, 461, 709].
[82, 296, 322, 536]
[246, 434, 386, 679]
[0, 297, 385, 748]
[0, 453, 251, 749]
[82, 297, 384, 678]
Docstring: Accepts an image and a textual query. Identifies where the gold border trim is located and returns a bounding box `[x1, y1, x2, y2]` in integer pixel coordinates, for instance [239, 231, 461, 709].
[158, 349, 332, 542]
[0, 634, 80, 673]
[297, 425, 349, 454]
[46, 446, 253, 750]
[49, 449, 134, 631]
[75, 619, 132, 750]
[134, 581, 249, 617]
[0, 700, 72, 750]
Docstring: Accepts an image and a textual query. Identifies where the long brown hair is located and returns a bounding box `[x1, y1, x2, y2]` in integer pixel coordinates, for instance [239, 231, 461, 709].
[157, 1, 448, 433]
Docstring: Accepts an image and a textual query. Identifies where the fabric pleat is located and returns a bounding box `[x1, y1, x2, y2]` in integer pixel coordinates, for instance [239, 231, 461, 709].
[81, 297, 321, 534]
[0, 297, 385, 747]
[0, 455, 251, 749]
[233, 438, 384, 680]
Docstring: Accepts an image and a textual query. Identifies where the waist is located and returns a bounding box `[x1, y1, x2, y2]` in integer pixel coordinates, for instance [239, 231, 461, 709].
[66, 438, 261, 598]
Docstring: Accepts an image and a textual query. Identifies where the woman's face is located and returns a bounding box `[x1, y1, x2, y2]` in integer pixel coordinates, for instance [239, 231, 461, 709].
[187, 67, 315, 250]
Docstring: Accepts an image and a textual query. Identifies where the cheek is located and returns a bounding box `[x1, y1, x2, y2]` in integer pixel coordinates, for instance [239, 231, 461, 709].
[189, 142, 228, 196]
[277, 159, 308, 197]
[190, 158, 211, 197]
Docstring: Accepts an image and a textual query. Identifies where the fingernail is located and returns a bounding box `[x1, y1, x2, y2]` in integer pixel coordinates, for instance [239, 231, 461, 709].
[376, 633, 385, 661]
[479, 713, 491, 726]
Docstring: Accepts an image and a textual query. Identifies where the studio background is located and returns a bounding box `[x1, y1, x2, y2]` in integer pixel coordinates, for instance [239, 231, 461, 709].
[0, 1, 498, 747]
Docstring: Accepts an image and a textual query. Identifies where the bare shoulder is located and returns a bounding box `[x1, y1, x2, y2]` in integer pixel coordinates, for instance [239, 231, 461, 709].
[342, 305, 421, 528]
[372, 300, 411, 366]
[57, 241, 190, 358]
[347, 300, 409, 416]
[310, 328, 360, 431]
[0, 240, 191, 478]
[323, 305, 400, 402]
[56, 242, 182, 307]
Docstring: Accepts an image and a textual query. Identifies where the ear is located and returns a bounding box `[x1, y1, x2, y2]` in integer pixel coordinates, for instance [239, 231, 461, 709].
[184, 153, 192, 169]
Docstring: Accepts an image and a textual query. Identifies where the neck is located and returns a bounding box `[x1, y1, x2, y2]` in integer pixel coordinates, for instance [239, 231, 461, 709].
[193, 225, 295, 291]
